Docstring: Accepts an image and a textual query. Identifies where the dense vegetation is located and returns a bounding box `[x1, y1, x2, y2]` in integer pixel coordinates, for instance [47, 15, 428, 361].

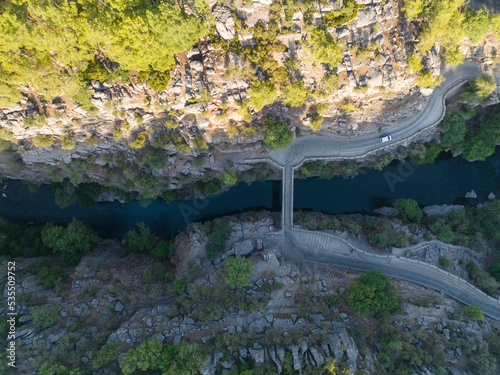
[0, 0, 209, 106]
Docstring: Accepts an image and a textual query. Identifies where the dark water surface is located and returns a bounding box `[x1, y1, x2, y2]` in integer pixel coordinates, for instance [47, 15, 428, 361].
[0, 151, 499, 238]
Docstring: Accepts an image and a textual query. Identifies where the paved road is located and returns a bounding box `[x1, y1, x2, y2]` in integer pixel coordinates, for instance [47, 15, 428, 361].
[252, 60, 500, 319]
[292, 229, 500, 320]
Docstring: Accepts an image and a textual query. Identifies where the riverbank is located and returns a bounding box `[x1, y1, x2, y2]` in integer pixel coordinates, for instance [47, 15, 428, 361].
[4, 211, 499, 375]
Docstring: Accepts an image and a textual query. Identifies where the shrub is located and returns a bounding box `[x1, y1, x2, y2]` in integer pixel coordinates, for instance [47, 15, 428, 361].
[192, 135, 208, 152]
[194, 301, 222, 322]
[31, 306, 58, 330]
[130, 131, 147, 149]
[430, 218, 454, 242]
[164, 119, 179, 129]
[125, 222, 157, 253]
[144, 149, 169, 171]
[32, 135, 54, 148]
[120, 339, 207, 375]
[221, 171, 238, 185]
[225, 254, 254, 288]
[466, 262, 499, 294]
[309, 116, 324, 131]
[464, 305, 484, 321]
[60, 136, 74, 150]
[41, 219, 100, 266]
[393, 198, 424, 224]
[263, 117, 293, 150]
[372, 228, 408, 248]
[174, 278, 187, 292]
[281, 81, 310, 107]
[346, 269, 400, 319]
[205, 219, 230, 258]
[113, 129, 123, 141]
[93, 342, 119, 369]
[0, 128, 13, 140]
[248, 79, 278, 111]
[439, 257, 451, 267]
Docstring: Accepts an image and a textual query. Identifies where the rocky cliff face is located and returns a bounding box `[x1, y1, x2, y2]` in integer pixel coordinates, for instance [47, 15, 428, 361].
[6, 212, 499, 374]
[0, 0, 498, 196]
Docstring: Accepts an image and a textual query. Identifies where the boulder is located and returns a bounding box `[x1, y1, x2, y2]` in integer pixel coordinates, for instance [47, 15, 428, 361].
[233, 239, 254, 255]
[423, 204, 465, 216]
[214, 6, 235, 41]
[465, 189, 477, 198]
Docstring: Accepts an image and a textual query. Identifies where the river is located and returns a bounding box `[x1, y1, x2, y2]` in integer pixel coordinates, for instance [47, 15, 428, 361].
[0, 151, 499, 238]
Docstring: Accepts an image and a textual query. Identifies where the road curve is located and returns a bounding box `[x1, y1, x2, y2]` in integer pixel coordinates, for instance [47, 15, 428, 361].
[293, 230, 500, 321]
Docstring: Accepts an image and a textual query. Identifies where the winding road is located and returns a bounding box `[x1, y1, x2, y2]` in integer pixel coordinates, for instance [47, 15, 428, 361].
[247, 60, 500, 320]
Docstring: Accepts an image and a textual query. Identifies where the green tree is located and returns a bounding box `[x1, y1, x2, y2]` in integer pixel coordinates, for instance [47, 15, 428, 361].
[281, 81, 310, 107]
[393, 198, 424, 224]
[221, 171, 238, 185]
[152, 240, 176, 261]
[489, 262, 500, 282]
[309, 116, 324, 131]
[417, 71, 445, 89]
[263, 117, 293, 150]
[93, 342, 119, 369]
[305, 25, 343, 66]
[402, 0, 425, 18]
[462, 8, 492, 45]
[248, 79, 278, 111]
[466, 262, 499, 294]
[41, 219, 100, 265]
[460, 75, 496, 106]
[430, 218, 455, 242]
[346, 269, 400, 319]
[60, 136, 74, 150]
[225, 254, 254, 288]
[323, 73, 339, 93]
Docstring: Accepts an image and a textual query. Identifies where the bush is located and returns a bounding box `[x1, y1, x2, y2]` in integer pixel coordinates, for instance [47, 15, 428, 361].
[173, 278, 187, 292]
[0, 128, 13, 140]
[372, 228, 408, 248]
[248, 79, 278, 111]
[192, 135, 208, 152]
[221, 171, 238, 185]
[309, 116, 324, 131]
[281, 81, 310, 107]
[225, 254, 254, 288]
[93, 342, 119, 369]
[60, 136, 74, 150]
[32, 135, 54, 148]
[120, 339, 207, 375]
[205, 219, 230, 258]
[130, 131, 147, 149]
[393, 198, 424, 224]
[346, 269, 400, 319]
[430, 218, 454, 242]
[125, 222, 157, 253]
[464, 305, 484, 321]
[112, 129, 123, 141]
[41, 219, 100, 266]
[439, 257, 451, 267]
[402, 0, 424, 18]
[31, 306, 58, 330]
[263, 117, 293, 150]
[489, 262, 500, 282]
[466, 262, 499, 294]
[194, 301, 222, 322]
[144, 149, 169, 171]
